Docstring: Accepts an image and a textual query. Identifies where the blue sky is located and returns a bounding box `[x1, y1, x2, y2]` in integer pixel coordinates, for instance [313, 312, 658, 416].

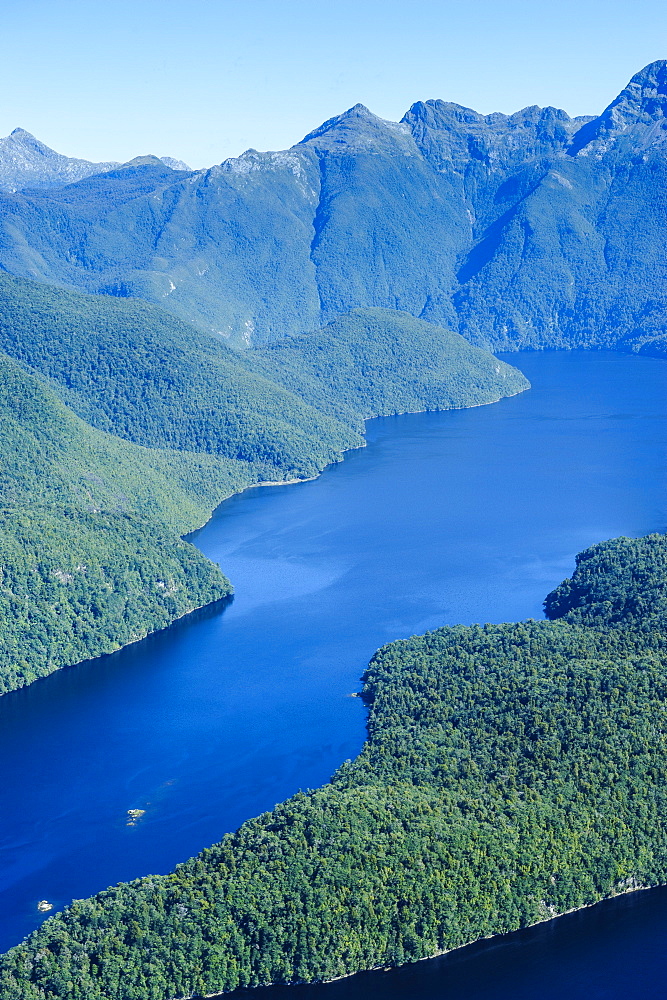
[1, 0, 665, 167]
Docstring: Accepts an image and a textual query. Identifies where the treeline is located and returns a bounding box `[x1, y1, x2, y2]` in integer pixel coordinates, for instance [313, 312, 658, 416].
[2, 532, 666, 998]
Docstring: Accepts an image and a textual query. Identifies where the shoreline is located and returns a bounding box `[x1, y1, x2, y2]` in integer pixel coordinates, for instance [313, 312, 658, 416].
[192, 881, 664, 1000]
[11, 356, 666, 993]
[2, 383, 529, 699]
[15, 591, 235, 696]
[185, 382, 530, 536]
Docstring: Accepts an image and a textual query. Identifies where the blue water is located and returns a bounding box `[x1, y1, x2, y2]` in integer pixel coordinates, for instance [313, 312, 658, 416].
[1, 350, 666, 995]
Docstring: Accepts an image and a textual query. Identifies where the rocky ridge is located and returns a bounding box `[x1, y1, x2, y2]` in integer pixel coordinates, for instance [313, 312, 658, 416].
[0, 62, 665, 352]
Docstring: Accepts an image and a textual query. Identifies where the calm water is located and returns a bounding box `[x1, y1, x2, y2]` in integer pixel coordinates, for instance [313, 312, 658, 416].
[1, 351, 666, 996]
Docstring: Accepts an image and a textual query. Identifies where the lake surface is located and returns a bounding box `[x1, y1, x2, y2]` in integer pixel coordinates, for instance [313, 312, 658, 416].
[1, 350, 666, 995]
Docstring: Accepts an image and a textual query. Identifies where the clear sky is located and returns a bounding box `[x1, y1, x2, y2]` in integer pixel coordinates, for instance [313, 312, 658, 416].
[1, 0, 665, 168]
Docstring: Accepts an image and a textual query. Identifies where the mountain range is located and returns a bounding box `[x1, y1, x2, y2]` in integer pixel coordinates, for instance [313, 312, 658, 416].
[0, 127, 189, 193]
[0, 60, 665, 353]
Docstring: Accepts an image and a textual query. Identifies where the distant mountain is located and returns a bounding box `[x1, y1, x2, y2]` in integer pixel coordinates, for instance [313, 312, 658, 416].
[158, 154, 191, 171]
[0, 128, 190, 192]
[0, 62, 664, 351]
[0, 128, 118, 191]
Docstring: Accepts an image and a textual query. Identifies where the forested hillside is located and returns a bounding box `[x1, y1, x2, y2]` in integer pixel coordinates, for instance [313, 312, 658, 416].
[0, 63, 665, 352]
[249, 307, 523, 421]
[0, 350, 245, 692]
[0, 506, 230, 695]
[2, 533, 665, 998]
[544, 534, 667, 630]
[0, 273, 526, 695]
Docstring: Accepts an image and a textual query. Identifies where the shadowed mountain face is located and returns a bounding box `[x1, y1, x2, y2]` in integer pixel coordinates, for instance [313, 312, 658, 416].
[0, 62, 665, 352]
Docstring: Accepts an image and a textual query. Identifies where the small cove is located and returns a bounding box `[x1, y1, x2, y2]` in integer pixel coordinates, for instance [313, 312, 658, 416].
[1, 349, 666, 994]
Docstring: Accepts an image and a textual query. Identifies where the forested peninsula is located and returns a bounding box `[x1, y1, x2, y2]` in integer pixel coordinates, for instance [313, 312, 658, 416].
[2, 532, 666, 999]
[0, 272, 527, 694]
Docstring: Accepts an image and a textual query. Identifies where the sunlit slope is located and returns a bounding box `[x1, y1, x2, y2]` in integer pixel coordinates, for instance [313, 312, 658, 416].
[0, 352, 263, 531]
[0, 506, 230, 695]
[0, 64, 665, 351]
[544, 533, 667, 631]
[2, 534, 665, 996]
[0, 274, 527, 463]
[0, 272, 358, 476]
[0, 351, 242, 693]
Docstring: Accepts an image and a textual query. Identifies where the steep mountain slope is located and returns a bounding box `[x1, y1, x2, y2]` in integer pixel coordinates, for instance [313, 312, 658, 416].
[453, 61, 667, 350]
[2, 533, 665, 997]
[0, 350, 261, 531]
[0, 63, 664, 350]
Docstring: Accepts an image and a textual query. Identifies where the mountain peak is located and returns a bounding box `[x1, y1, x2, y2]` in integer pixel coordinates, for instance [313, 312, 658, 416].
[6, 128, 51, 153]
[627, 58, 667, 91]
[124, 155, 168, 167]
[569, 59, 667, 155]
[602, 59, 667, 123]
[0, 128, 120, 192]
[299, 103, 383, 141]
[403, 98, 579, 174]
[345, 103, 373, 115]
[297, 104, 416, 156]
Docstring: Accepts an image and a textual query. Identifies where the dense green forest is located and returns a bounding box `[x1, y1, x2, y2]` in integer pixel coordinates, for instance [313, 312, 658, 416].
[544, 533, 667, 630]
[2, 532, 665, 998]
[0, 272, 356, 474]
[0, 350, 241, 692]
[0, 506, 230, 695]
[249, 307, 524, 423]
[0, 351, 265, 532]
[0, 273, 526, 695]
[0, 274, 526, 466]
